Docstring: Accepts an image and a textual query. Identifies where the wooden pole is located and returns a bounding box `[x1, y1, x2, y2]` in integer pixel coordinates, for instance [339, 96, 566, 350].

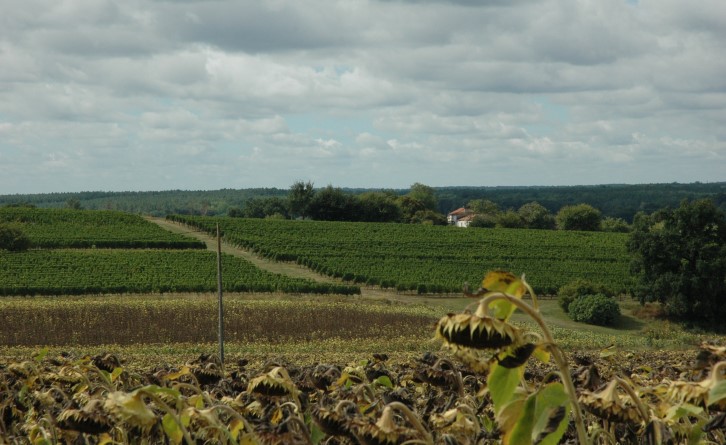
[216, 223, 224, 368]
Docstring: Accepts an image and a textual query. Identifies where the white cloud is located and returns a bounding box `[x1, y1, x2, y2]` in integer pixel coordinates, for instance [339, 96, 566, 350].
[0, 0, 724, 193]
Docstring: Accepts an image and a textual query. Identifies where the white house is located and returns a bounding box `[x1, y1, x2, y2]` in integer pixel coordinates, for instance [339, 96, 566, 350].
[447, 207, 475, 226]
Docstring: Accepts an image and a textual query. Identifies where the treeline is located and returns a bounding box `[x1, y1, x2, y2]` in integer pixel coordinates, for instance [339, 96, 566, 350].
[2, 182, 724, 222]
[437, 182, 726, 222]
[230, 181, 447, 225]
[463, 200, 631, 232]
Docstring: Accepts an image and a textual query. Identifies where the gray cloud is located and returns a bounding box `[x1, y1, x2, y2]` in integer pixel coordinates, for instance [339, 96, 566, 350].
[0, 0, 724, 193]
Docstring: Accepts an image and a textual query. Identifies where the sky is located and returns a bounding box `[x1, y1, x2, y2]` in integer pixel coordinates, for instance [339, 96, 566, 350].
[1, 0, 725, 194]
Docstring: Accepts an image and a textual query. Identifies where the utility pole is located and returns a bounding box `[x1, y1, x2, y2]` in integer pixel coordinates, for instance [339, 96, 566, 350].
[216, 223, 225, 369]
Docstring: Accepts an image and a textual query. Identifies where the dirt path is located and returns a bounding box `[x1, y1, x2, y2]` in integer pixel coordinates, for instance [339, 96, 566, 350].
[149, 217, 425, 302]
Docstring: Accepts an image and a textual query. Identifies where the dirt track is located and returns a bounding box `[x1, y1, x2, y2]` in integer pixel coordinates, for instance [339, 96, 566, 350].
[148, 217, 419, 301]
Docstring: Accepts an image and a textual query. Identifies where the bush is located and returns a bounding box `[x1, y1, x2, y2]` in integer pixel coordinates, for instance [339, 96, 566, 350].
[555, 204, 602, 231]
[557, 279, 612, 313]
[0, 224, 31, 251]
[468, 215, 496, 228]
[568, 294, 620, 326]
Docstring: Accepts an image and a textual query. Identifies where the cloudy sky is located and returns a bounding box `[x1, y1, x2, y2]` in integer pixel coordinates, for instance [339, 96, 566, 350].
[1, 0, 724, 194]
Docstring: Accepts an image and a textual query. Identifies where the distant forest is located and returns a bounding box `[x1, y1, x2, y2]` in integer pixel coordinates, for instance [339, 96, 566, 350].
[2, 182, 725, 222]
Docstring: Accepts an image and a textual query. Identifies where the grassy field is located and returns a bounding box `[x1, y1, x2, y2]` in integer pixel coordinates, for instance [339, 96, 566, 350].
[0, 293, 715, 369]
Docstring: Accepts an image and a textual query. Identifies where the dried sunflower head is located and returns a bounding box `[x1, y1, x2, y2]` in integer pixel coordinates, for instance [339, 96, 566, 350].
[436, 313, 521, 350]
[248, 367, 299, 398]
[92, 353, 122, 373]
[666, 361, 726, 411]
[354, 406, 418, 445]
[311, 400, 358, 438]
[57, 399, 111, 434]
[189, 354, 224, 385]
[579, 380, 643, 424]
[103, 390, 157, 431]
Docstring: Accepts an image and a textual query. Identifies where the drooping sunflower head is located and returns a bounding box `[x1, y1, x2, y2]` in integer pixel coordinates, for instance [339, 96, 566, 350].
[103, 390, 157, 431]
[436, 312, 522, 351]
[248, 367, 299, 399]
[57, 399, 111, 435]
[311, 400, 358, 438]
[354, 406, 418, 445]
[579, 380, 643, 424]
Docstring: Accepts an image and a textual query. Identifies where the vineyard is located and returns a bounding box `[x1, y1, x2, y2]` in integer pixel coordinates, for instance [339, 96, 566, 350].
[170, 215, 632, 294]
[0, 208, 205, 249]
[0, 208, 358, 296]
[0, 250, 358, 296]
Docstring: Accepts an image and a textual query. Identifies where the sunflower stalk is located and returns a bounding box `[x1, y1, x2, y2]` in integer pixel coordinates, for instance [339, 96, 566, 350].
[385, 402, 434, 445]
[479, 291, 590, 445]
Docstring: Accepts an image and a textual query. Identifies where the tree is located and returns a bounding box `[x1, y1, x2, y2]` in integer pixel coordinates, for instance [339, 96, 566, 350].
[66, 198, 83, 210]
[307, 185, 357, 221]
[397, 196, 427, 222]
[518, 202, 555, 229]
[468, 199, 500, 216]
[0, 224, 31, 251]
[242, 197, 289, 219]
[410, 210, 447, 226]
[555, 204, 602, 231]
[288, 180, 315, 219]
[407, 183, 438, 212]
[358, 192, 402, 223]
[628, 199, 726, 324]
[601, 216, 630, 233]
[495, 210, 524, 228]
[468, 214, 497, 228]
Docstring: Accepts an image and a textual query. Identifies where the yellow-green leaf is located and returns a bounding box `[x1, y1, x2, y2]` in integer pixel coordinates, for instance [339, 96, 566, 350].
[32, 347, 49, 363]
[483, 271, 526, 320]
[666, 403, 703, 421]
[166, 366, 191, 381]
[239, 434, 260, 445]
[530, 383, 569, 445]
[599, 344, 616, 358]
[229, 418, 244, 440]
[533, 345, 551, 364]
[310, 422, 326, 445]
[506, 383, 569, 445]
[375, 375, 393, 389]
[110, 367, 124, 382]
[489, 361, 524, 417]
[505, 390, 536, 445]
[708, 381, 726, 408]
[162, 413, 183, 445]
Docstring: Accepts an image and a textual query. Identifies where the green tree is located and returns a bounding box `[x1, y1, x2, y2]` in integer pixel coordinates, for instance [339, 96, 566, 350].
[601, 216, 630, 233]
[0, 224, 31, 251]
[495, 210, 524, 228]
[555, 204, 602, 231]
[242, 197, 289, 219]
[288, 180, 315, 219]
[397, 196, 427, 222]
[518, 201, 555, 229]
[307, 185, 357, 221]
[358, 192, 402, 222]
[468, 214, 497, 228]
[65, 198, 83, 210]
[467, 199, 500, 216]
[407, 183, 438, 212]
[410, 209, 447, 226]
[628, 199, 726, 324]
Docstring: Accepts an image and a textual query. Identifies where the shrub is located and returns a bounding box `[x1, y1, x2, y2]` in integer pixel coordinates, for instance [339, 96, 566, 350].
[568, 294, 620, 326]
[557, 278, 613, 313]
[468, 214, 496, 228]
[0, 224, 31, 251]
